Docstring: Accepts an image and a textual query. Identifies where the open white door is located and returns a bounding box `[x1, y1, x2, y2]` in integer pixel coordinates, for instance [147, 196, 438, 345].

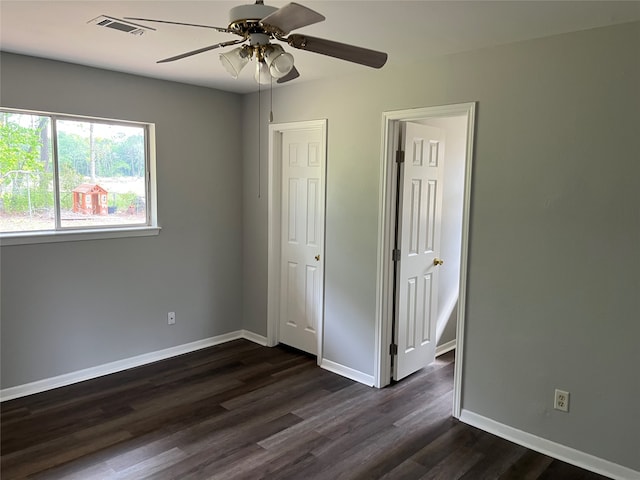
[277, 126, 325, 355]
[393, 122, 445, 380]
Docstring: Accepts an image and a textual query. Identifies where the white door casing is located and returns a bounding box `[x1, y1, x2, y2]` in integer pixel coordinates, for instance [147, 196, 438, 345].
[268, 120, 327, 359]
[393, 122, 445, 380]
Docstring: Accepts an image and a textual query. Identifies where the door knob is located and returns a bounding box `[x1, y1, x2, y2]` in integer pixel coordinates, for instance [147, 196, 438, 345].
[315, 254, 321, 261]
[433, 258, 444, 266]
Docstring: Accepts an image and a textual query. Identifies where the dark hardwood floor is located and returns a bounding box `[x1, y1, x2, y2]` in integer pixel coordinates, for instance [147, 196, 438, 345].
[1, 339, 611, 479]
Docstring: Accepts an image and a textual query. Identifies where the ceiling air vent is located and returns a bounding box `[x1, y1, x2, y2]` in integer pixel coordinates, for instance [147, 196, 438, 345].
[88, 15, 155, 36]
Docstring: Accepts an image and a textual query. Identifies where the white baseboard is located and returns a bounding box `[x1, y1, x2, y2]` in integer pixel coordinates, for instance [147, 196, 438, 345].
[1, 330, 268, 402]
[320, 358, 375, 387]
[241, 329, 268, 346]
[459, 409, 639, 480]
[436, 339, 456, 357]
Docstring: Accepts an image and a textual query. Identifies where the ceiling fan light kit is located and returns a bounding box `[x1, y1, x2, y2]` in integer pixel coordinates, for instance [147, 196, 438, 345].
[219, 46, 251, 78]
[125, 1, 388, 85]
[255, 59, 272, 84]
[264, 45, 294, 79]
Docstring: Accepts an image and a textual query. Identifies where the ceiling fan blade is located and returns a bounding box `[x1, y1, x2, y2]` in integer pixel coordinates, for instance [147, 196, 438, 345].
[277, 66, 300, 84]
[287, 34, 387, 68]
[158, 39, 244, 64]
[124, 17, 231, 33]
[260, 3, 325, 35]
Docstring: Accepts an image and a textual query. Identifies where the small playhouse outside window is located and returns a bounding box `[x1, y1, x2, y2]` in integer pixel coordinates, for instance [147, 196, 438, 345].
[72, 183, 109, 216]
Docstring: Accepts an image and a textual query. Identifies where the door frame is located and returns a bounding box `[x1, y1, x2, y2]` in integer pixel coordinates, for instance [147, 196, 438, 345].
[267, 119, 328, 364]
[374, 103, 476, 418]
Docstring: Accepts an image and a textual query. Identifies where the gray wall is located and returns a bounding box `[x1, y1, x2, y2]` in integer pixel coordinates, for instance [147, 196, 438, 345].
[0, 53, 244, 388]
[242, 22, 640, 470]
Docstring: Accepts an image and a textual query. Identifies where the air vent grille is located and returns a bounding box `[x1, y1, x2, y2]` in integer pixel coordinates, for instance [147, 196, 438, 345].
[88, 15, 154, 36]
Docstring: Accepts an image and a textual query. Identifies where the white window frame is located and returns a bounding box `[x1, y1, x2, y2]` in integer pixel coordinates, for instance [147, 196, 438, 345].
[0, 108, 160, 246]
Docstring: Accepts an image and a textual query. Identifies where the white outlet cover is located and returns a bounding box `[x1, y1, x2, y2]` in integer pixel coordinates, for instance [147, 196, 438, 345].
[554, 389, 570, 412]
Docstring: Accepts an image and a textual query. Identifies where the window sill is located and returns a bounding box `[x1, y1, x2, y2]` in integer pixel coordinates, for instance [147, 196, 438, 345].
[0, 226, 161, 246]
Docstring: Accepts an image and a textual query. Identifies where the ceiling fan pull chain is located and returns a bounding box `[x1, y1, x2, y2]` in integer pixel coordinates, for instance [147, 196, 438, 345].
[258, 79, 262, 198]
[269, 77, 274, 123]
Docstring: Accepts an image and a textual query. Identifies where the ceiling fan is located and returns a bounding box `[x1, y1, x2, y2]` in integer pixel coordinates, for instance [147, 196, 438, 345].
[126, 0, 388, 85]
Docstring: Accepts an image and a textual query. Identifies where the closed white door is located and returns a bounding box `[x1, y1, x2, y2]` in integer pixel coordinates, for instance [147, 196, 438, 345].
[279, 127, 325, 355]
[393, 122, 445, 380]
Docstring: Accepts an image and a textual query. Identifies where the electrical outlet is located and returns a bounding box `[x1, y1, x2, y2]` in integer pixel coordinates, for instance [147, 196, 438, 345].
[168, 312, 176, 325]
[554, 389, 569, 412]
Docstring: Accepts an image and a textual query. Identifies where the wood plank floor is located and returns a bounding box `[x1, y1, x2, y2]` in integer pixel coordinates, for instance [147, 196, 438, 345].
[1, 339, 611, 479]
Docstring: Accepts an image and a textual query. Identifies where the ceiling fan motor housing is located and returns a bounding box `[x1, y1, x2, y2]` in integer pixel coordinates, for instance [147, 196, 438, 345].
[229, 3, 277, 26]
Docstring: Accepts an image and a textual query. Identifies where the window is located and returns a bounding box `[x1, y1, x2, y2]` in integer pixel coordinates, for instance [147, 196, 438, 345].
[0, 109, 158, 244]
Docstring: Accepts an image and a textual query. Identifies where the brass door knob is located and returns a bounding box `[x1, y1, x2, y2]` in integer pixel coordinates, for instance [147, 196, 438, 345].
[315, 255, 321, 261]
[433, 258, 444, 266]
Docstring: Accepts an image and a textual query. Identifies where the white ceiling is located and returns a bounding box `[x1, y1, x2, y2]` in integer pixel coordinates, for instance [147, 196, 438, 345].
[1, 1, 639, 94]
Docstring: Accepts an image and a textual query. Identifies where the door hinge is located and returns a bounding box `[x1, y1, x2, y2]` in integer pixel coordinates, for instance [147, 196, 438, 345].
[389, 343, 398, 355]
[392, 249, 401, 261]
[395, 150, 405, 164]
